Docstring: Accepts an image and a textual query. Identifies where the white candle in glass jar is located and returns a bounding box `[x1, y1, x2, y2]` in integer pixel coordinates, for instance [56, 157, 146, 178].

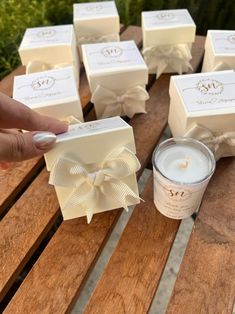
[152, 138, 215, 219]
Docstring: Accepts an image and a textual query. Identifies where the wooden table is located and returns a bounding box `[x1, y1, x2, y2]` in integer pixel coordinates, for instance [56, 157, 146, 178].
[0, 26, 234, 314]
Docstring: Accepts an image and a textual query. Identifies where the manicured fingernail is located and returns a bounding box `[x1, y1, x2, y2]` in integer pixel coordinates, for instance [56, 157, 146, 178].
[33, 132, 56, 150]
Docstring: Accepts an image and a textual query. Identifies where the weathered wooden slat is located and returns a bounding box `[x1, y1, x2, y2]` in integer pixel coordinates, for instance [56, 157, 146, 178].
[0, 157, 44, 217]
[1, 26, 140, 312]
[83, 37, 206, 313]
[0, 169, 60, 301]
[4, 34, 205, 313]
[84, 175, 180, 314]
[166, 157, 235, 314]
[2, 26, 143, 314]
[0, 27, 126, 220]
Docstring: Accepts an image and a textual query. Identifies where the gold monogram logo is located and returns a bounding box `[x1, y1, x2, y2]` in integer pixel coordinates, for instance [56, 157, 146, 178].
[196, 79, 224, 95]
[31, 76, 55, 91]
[227, 34, 235, 44]
[85, 4, 103, 12]
[37, 29, 56, 38]
[101, 46, 123, 58]
[166, 188, 192, 201]
[156, 12, 175, 20]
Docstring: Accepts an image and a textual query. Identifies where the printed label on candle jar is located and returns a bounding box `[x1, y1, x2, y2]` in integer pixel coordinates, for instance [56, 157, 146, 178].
[153, 169, 209, 219]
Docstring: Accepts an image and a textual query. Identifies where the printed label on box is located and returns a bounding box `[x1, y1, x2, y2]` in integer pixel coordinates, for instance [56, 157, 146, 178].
[14, 67, 77, 106]
[56, 117, 129, 142]
[83, 41, 146, 71]
[142, 9, 194, 29]
[210, 31, 235, 54]
[74, 1, 118, 18]
[175, 73, 235, 112]
[20, 25, 73, 47]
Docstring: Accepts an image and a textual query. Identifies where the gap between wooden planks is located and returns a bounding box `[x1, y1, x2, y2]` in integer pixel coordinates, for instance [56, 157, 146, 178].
[0, 25, 126, 218]
[0, 25, 127, 301]
[166, 157, 235, 314]
[4, 34, 205, 314]
[0, 25, 141, 305]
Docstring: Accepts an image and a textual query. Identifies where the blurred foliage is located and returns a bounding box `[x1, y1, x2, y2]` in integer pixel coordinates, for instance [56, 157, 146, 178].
[0, 0, 234, 80]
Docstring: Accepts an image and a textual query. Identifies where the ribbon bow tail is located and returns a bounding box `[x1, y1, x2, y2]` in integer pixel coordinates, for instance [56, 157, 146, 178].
[26, 60, 50, 74]
[26, 60, 72, 74]
[184, 124, 235, 160]
[91, 85, 122, 118]
[156, 59, 169, 78]
[102, 179, 142, 213]
[184, 124, 216, 152]
[143, 44, 193, 78]
[92, 85, 149, 119]
[62, 185, 99, 223]
[122, 86, 149, 118]
[212, 62, 230, 72]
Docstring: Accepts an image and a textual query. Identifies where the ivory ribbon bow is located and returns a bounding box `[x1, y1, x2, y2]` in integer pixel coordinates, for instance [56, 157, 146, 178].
[77, 33, 118, 45]
[142, 44, 193, 78]
[184, 123, 235, 160]
[212, 62, 231, 71]
[91, 85, 149, 118]
[26, 60, 71, 74]
[49, 147, 141, 223]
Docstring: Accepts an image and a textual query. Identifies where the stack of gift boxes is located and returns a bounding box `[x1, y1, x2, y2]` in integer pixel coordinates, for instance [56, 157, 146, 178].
[12, 1, 235, 223]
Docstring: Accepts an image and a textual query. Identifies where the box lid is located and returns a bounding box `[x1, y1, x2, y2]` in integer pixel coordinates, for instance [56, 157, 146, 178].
[19, 25, 74, 50]
[44, 116, 136, 171]
[82, 40, 148, 76]
[73, 1, 118, 20]
[208, 30, 235, 56]
[142, 9, 195, 30]
[13, 67, 78, 108]
[170, 71, 235, 116]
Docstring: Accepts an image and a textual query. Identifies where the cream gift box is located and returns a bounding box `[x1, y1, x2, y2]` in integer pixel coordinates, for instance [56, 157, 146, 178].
[18, 24, 79, 83]
[82, 40, 149, 119]
[142, 9, 196, 77]
[13, 67, 84, 121]
[73, 1, 120, 56]
[44, 116, 141, 223]
[168, 70, 235, 159]
[202, 30, 235, 72]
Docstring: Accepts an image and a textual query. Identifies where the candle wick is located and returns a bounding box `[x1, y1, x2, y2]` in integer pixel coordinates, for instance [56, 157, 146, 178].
[179, 160, 189, 169]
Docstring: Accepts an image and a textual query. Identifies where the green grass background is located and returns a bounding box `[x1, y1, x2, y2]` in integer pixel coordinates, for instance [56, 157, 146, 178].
[0, 0, 234, 80]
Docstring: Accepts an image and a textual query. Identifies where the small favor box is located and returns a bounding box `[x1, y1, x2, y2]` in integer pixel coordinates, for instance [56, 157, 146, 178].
[44, 117, 141, 223]
[142, 9, 196, 77]
[73, 1, 120, 52]
[82, 40, 149, 119]
[13, 67, 84, 121]
[202, 30, 235, 72]
[18, 25, 79, 83]
[168, 70, 235, 159]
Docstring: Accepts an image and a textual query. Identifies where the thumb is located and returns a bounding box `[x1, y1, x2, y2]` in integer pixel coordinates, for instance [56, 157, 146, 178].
[0, 131, 56, 162]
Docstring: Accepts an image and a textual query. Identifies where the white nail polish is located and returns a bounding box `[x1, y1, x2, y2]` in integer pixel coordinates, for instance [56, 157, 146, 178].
[33, 132, 56, 149]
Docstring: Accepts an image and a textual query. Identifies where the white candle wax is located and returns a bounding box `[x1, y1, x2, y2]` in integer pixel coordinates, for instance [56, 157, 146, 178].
[156, 145, 211, 184]
[152, 138, 215, 219]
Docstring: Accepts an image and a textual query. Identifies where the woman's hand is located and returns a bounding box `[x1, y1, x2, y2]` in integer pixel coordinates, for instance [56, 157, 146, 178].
[0, 92, 68, 166]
